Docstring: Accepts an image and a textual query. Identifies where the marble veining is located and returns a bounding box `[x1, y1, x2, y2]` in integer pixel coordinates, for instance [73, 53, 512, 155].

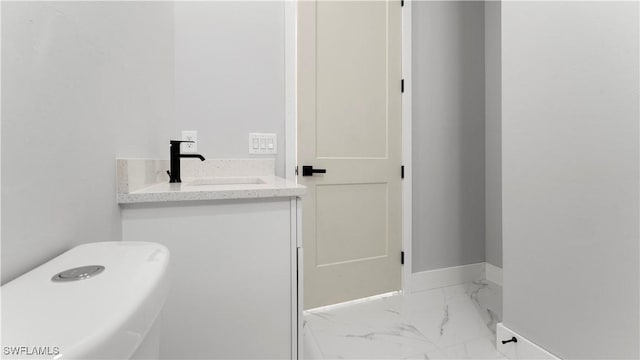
[304, 281, 505, 360]
[466, 280, 503, 335]
[439, 306, 449, 336]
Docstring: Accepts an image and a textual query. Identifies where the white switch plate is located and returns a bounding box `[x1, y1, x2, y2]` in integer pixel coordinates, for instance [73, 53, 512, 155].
[181, 130, 197, 153]
[249, 133, 277, 154]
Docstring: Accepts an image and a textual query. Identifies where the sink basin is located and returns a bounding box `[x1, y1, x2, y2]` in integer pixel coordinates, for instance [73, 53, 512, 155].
[183, 177, 266, 186]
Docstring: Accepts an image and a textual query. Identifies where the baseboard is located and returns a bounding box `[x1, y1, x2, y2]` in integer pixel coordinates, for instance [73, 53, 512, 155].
[485, 262, 503, 286]
[496, 323, 560, 359]
[408, 262, 485, 293]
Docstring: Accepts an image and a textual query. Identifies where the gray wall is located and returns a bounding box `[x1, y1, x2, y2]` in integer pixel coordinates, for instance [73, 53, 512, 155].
[484, 1, 502, 268]
[502, 2, 639, 358]
[1, 2, 175, 284]
[412, 1, 486, 272]
[174, 2, 286, 176]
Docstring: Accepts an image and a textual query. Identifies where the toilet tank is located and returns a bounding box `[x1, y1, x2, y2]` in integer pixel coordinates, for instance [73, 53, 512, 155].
[1, 242, 170, 359]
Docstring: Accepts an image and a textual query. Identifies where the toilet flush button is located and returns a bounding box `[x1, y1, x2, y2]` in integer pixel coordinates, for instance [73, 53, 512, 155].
[52, 265, 105, 282]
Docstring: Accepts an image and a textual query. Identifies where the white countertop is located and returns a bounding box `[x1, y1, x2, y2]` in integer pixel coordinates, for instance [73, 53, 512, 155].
[118, 175, 305, 204]
[116, 159, 305, 204]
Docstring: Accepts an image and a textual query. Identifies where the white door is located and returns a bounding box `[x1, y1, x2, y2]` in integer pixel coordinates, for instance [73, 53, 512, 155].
[298, 0, 402, 309]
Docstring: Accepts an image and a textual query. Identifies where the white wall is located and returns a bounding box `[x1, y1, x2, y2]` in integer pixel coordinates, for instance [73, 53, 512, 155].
[174, 2, 286, 176]
[412, 1, 486, 272]
[485, 1, 502, 268]
[502, 2, 639, 358]
[1, 2, 175, 284]
[1, 1, 290, 284]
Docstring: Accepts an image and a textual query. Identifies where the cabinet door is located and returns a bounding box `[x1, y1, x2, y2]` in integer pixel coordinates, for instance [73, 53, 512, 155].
[122, 199, 293, 359]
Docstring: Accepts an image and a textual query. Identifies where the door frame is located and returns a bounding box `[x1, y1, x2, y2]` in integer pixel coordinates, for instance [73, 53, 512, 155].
[283, 0, 413, 294]
[285, 0, 297, 182]
[400, 0, 413, 293]
[284, 2, 299, 358]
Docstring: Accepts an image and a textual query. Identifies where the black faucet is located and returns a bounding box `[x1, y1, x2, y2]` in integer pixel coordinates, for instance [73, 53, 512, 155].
[168, 140, 205, 183]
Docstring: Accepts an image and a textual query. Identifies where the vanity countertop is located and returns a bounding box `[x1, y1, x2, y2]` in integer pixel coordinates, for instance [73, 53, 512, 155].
[116, 159, 305, 204]
[118, 175, 305, 204]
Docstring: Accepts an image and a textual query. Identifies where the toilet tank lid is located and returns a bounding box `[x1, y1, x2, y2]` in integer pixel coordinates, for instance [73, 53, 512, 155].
[1, 241, 170, 360]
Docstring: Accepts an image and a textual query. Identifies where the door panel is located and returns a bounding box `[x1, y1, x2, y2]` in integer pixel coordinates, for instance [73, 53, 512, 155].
[316, 1, 389, 159]
[316, 183, 389, 266]
[298, 0, 402, 309]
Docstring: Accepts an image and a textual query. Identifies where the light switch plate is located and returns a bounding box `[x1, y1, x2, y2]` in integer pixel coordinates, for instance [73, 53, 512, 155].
[249, 133, 277, 154]
[181, 130, 197, 153]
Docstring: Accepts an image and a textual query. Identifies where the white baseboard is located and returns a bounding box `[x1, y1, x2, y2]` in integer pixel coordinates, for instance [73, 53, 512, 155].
[485, 262, 503, 286]
[496, 323, 560, 360]
[408, 262, 485, 293]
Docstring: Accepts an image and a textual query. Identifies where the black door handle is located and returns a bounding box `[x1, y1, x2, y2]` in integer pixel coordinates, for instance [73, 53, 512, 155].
[302, 165, 327, 177]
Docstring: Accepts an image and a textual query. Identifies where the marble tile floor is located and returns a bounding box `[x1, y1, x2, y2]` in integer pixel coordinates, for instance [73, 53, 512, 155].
[303, 280, 505, 360]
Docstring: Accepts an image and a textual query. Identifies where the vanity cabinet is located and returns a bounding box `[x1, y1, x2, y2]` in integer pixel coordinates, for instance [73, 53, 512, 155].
[121, 197, 302, 359]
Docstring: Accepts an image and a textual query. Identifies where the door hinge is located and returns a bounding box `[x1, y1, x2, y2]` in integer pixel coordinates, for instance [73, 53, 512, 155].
[401, 79, 405, 93]
[401, 165, 405, 179]
[401, 0, 404, 7]
[401, 251, 405, 265]
[295, 166, 299, 176]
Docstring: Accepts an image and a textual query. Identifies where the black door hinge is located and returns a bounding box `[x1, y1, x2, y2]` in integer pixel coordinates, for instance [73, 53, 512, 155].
[401, 79, 405, 93]
[401, 251, 405, 265]
[401, 165, 405, 179]
[401, 0, 404, 7]
[295, 166, 299, 176]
